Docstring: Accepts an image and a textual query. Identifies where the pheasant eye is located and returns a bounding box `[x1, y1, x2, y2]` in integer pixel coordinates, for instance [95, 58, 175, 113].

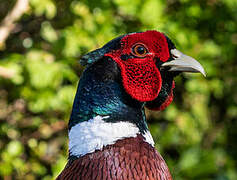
[131, 44, 148, 57]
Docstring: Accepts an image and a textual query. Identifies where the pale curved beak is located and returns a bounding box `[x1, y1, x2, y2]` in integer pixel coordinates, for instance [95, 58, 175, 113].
[161, 49, 206, 77]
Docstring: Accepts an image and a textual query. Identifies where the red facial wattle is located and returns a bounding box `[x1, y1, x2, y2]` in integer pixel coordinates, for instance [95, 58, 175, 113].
[113, 57, 162, 102]
[105, 31, 170, 102]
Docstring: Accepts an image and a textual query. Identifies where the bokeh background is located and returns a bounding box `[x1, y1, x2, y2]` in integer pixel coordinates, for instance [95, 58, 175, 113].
[0, 0, 236, 179]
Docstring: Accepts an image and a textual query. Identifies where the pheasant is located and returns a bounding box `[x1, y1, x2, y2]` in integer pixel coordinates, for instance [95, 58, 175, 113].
[56, 30, 205, 180]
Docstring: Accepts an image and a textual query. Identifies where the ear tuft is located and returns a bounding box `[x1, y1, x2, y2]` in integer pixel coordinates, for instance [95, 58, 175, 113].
[80, 48, 106, 66]
[80, 35, 124, 66]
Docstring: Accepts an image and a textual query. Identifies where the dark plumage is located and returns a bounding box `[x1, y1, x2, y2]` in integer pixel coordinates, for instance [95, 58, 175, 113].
[57, 30, 205, 180]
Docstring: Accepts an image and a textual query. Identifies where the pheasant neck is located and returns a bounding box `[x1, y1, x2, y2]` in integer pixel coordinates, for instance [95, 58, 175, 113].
[68, 58, 154, 157]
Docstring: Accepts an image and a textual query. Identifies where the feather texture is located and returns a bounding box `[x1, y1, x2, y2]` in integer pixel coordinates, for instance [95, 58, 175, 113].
[57, 135, 172, 180]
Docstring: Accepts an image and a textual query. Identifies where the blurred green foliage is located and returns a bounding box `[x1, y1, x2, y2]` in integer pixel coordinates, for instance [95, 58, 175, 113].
[0, 0, 236, 179]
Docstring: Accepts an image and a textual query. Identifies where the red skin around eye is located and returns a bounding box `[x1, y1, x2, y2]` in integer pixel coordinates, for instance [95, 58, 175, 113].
[105, 31, 170, 102]
[114, 56, 162, 102]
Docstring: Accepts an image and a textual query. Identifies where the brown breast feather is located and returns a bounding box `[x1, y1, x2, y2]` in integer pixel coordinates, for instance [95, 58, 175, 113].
[56, 134, 172, 180]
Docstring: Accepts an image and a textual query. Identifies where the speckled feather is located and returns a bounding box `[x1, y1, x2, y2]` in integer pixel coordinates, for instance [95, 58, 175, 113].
[57, 135, 172, 180]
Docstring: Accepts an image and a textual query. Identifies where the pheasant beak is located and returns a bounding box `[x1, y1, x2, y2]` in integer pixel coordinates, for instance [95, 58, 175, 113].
[161, 49, 206, 77]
